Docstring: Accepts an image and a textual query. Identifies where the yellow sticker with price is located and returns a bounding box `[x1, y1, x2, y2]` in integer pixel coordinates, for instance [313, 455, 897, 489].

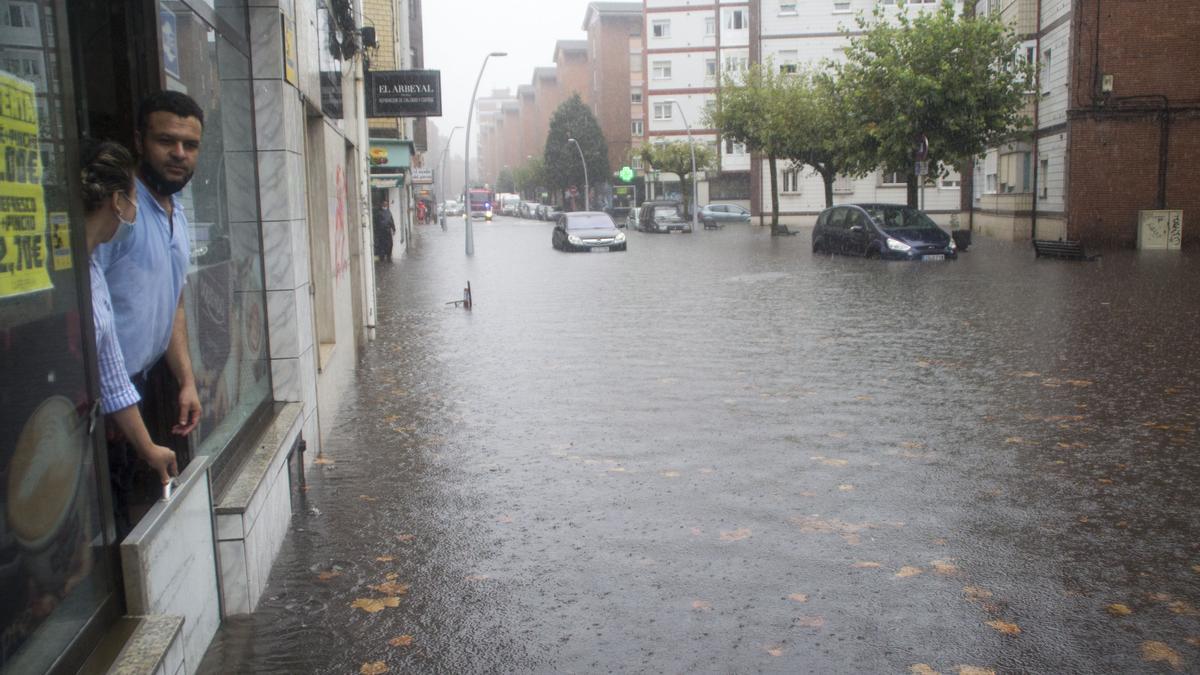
[0, 71, 51, 298]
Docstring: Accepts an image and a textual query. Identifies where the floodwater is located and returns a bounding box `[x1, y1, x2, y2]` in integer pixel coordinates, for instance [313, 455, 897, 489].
[200, 218, 1200, 674]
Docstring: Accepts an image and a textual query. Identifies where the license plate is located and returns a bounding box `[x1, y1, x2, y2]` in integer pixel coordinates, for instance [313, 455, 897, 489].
[590, 246, 609, 252]
[923, 254, 945, 261]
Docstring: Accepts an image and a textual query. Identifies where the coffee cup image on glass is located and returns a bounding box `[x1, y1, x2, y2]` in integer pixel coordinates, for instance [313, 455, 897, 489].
[5, 396, 89, 591]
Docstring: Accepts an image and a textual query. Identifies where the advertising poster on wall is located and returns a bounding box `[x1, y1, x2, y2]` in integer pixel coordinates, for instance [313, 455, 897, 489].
[0, 72, 50, 299]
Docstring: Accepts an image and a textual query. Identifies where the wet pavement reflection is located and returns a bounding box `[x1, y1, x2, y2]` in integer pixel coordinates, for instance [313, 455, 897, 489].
[200, 218, 1200, 674]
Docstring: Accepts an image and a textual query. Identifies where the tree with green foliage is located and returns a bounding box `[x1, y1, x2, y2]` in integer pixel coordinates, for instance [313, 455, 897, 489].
[778, 70, 866, 209]
[513, 157, 546, 199]
[706, 64, 795, 230]
[496, 166, 516, 193]
[543, 94, 609, 204]
[838, 0, 1033, 206]
[637, 141, 715, 218]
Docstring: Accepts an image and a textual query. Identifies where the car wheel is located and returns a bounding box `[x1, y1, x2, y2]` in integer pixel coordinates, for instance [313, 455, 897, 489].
[812, 237, 823, 253]
[865, 245, 881, 259]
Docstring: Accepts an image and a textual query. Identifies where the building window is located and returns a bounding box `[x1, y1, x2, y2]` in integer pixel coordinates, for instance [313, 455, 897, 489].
[880, 170, 906, 186]
[986, 172, 998, 193]
[724, 55, 748, 73]
[780, 1, 798, 13]
[631, 89, 643, 104]
[652, 60, 671, 79]
[705, 16, 716, 35]
[630, 53, 642, 73]
[998, 151, 1032, 193]
[782, 166, 801, 193]
[778, 50, 798, 74]
[653, 101, 673, 120]
[652, 19, 670, 38]
[632, 119, 644, 136]
[724, 138, 746, 155]
[833, 174, 854, 193]
[705, 59, 717, 78]
[941, 168, 961, 188]
[2, 2, 35, 27]
[1042, 48, 1052, 94]
[1039, 158, 1049, 198]
[632, 156, 644, 170]
[833, 1, 851, 11]
[726, 9, 746, 29]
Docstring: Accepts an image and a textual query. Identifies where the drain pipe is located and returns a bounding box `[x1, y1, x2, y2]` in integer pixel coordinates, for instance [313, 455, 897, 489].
[1031, 0, 1043, 240]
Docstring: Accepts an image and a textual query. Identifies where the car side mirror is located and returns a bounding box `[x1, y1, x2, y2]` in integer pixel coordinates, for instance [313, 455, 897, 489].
[849, 225, 865, 233]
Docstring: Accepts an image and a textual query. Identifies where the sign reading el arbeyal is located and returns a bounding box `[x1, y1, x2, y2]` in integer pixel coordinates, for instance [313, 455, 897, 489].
[367, 70, 441, 118]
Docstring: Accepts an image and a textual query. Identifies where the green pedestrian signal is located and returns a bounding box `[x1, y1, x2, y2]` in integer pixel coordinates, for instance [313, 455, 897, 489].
[618, 166, 634, 182]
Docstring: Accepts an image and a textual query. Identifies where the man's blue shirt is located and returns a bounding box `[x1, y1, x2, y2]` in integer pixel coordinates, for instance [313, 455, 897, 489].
[93, 176, 190, 377]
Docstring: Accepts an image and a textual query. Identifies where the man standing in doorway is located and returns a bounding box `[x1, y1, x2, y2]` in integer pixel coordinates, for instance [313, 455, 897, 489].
[374, 198, 396, 261]
[94, 90, 204, 535]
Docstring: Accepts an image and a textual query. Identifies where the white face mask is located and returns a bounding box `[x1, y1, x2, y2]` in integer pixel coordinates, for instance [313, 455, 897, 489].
[112, 192, 136, 242]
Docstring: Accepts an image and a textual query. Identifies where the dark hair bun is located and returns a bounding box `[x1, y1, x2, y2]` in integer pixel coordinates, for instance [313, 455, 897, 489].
[79, 140, 136, 213]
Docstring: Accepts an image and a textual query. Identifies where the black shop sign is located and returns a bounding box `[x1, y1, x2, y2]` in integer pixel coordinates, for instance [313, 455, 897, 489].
[366, 70, 442, 118]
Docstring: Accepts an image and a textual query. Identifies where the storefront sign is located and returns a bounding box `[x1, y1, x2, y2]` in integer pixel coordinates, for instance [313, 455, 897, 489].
[282, 16, 298, 87]
[0, 72, 51, 298]
[411, 168, 433, 184]
[366, 70, 442, 118]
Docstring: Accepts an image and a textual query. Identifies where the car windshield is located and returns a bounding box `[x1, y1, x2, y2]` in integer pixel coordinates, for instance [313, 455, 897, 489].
[653, 206, 681, 219]
[567, 214, 615, 230]
[863, 205, 937, 230]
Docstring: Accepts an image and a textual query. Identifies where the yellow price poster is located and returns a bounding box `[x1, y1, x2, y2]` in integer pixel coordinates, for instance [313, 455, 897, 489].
[49, 211, 71, 271]
[0, 71, 50, 298]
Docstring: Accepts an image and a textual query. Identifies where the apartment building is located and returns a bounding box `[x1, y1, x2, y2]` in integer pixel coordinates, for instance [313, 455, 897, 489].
[754, 0, 961, 224]
[969, 0, 1198, 247]
[584, 2, 644, 175]
[476, 88, 515, 187]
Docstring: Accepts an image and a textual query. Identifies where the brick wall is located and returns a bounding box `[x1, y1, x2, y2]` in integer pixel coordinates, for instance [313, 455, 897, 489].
[593, 15, 642, 174]
[1066, 0, 1200, 247]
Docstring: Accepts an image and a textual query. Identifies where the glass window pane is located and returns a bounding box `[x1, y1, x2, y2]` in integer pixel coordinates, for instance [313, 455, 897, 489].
[1, 1, 115, 670]
[161, 2, 269, 459]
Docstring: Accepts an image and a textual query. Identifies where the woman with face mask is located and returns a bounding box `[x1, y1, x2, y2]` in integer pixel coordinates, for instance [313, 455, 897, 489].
[81, 140, 178, 488]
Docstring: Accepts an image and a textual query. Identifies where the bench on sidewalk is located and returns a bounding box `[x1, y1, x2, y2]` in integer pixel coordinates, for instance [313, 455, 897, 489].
[1033, 239, 1100, 261]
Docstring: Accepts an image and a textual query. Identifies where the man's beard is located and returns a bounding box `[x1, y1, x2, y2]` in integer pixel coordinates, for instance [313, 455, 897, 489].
[141, 159, 193, 196]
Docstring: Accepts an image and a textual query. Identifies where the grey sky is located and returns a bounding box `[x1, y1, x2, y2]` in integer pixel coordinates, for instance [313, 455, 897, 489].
[422, 0, 597, 147]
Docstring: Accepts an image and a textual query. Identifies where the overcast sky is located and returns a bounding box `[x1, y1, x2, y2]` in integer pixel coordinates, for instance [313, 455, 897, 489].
[422, 0, 597, 147]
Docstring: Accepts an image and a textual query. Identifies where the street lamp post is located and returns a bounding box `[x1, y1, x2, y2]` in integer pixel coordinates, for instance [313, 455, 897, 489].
[464, 51, 507, 256]
[437, 125, 463, 230]
[673, 100, 699, 231]
[567, 137, 589, 211]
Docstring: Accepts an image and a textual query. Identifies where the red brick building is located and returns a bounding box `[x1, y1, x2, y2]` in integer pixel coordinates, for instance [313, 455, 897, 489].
[583, 2, 644, 175]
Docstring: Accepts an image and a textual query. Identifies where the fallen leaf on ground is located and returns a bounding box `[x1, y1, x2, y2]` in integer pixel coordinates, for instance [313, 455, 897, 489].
[1167, 600, 1198, 616]
[316, 570, 341, 581]
[787, 593, 809, 603]
[690, 527, 703, 536]
[796, 616, 825, 628]
[351, 597, 401, 613]
[828, 431, 848, 438]
[1004, 437, 1025, 444]
[1066, 379, 1093, 387]
[910, 666, 940, 675]
[838, 484, 856, 492]
[375, 555, 395, 562]
[766, 645, 784, 657]
[384, 573, 398, 581]
[397, 534, 415, 543]
[932, 560, 960, 576]
[371, 582, 410, 595]
[932, 538, 948, 545]
[957, 668, 996, 675]
[1185, 636, 1200, 647]
[791, 515, 895, 545]
[1149, 592, 1173, 602]
[313, 456, 334, 465]
[699, 467, 715, 474]
[1016, 371, 1040, 378]
[496, 514, 513, 524]
[719, 528, 752, 542]
[608, 466, 627, 473]
[661, 471, 681, 478]
[986, 620, 1021, 635]
[1140, 641, 1183, 670]
[691, 600, 712, 611]
[360, 661, 388, 675]
[464, 574, 490, 582]
[359, 495, 377, 502]
[853, 561, 882, 569]
[916, 361, 931, 368]
[388, 635, 414, 647]
[963, 586, 993, 600]
[1107, 603, 1133, 616]
[855, 395, 873, 401]
[896, 566, 923, 578]
[900, 441, 926, 450]
[1193, 565, 1200, 575]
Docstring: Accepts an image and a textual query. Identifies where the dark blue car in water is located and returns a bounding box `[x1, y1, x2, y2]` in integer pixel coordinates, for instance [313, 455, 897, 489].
[811, 203, 957, 261]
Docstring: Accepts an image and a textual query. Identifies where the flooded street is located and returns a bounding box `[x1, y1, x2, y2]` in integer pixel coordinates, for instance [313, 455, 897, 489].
[200, 218, 1200, 674]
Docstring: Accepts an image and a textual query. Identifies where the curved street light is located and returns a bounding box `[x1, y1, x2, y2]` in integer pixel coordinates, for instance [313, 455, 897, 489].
[464, 51, 507, 256]
[672, 100, 699, 231]
[437, 125, 463, 230]
[567, 137, 589, 211]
